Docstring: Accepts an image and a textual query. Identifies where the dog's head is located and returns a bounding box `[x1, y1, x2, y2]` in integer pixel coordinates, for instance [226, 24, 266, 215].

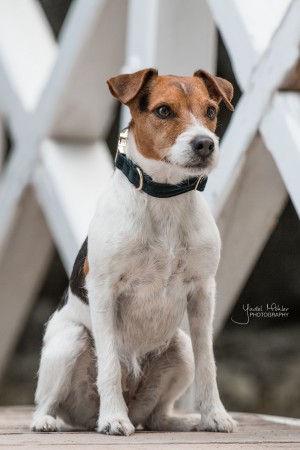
[107, 69, 233, 179]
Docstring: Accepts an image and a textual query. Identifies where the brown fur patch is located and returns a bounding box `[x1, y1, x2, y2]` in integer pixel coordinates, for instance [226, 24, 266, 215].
[83, 257, 89, 276]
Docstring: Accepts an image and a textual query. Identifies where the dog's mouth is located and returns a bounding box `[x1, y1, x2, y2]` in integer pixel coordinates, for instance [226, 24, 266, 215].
[181, 160, 212, 169]
[163, 156, 213, 172]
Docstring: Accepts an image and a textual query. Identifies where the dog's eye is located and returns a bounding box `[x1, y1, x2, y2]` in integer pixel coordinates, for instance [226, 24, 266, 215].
[207, 106, 217, 120]
[154, 105, 173, 119]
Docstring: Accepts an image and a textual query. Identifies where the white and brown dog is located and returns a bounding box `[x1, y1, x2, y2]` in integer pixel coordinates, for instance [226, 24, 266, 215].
[31, 68, 236, 436]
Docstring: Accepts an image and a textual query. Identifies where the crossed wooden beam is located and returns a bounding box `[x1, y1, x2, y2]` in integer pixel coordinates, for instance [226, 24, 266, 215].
[0, 0, 127, 377]
[207, 0, 300, 332]
[0, 0, 299, 380]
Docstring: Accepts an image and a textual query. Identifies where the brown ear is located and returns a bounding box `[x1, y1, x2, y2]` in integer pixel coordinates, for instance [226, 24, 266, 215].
[193, 69, 234, 111]
[107, 68, 158, 105]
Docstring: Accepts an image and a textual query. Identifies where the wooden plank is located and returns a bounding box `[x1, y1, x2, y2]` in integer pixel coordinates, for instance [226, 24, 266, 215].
[204, 0, 300, 215]
[0, 0, 120, 253]
[207, 0, 292, 89]
[0, 407, 300, 449]
[0, 190, 53, 380]
[0, 443, 298, 449]
[153, 0, 216, 75]
[0, 0, 125, 252]
[260, 92, 300, 217]
[44, 0, 128, 140]
[200, 1, 300, 339]
[214, 134, 287, 333]
[0, 0, 56, 111]
[0, 0, 126, 380]
[124, 0, 160, 70]
[0, 0, 57, 253]
[33, 139, 113, 274]
[0, 65, 26, 141]
[0, 142, 41, 253]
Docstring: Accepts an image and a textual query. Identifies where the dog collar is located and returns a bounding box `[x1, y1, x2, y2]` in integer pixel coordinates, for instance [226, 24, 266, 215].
[114, 129, 208, 198]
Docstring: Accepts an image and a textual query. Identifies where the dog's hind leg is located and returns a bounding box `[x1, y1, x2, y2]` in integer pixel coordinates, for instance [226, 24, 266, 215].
[128, 328, 200, 431]
[57, 332, 99, 431]
[31, 305, 88, 432]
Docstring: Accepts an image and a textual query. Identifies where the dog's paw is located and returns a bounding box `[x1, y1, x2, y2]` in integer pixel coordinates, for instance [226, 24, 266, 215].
[31, 415, 57, 432]
[181, 413, 202, 431]
[199, 408, 237, 433]
[98, 416, 135, 436]
[145, 412, 201, 432]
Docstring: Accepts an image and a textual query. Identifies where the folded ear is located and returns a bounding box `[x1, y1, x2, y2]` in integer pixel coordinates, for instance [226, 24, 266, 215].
[107, 68, 158, 105]
[193, 69, 234, 111]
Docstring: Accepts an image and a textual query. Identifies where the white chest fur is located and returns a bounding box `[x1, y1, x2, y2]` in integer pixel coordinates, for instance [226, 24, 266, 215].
[87, 170, 220, 360]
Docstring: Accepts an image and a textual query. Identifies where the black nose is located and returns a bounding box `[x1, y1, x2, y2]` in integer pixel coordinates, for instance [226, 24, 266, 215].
[191, 135, 215, 157]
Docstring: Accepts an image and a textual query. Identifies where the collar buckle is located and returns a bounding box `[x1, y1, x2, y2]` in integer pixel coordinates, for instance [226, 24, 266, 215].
[136, 166, 144, 191]
[115, 128, 129, 161]
[194, 176, 202, 191]
[118, 128, 129, 154]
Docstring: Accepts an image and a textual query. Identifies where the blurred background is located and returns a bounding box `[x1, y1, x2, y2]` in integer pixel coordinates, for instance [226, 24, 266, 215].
[0, 0, 299, 419]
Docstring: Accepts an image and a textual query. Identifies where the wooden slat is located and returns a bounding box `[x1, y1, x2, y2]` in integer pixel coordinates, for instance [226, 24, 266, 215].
[123, 0, 216, 75]
[0, 0, 126, 381]
[0, 190, 53, 379]
[0, 0, 56, 112]
[204, 0, 300, 215]
[197, 0, 300, 340]
[0, 0, 126, 261]
[0, 407, 300, 449]
[0, 0, 125, 254]
[207, 0, 292, 89]
[0, 0, 58, 253]
[260, 92, 300, 217]
[46, 0, 128, 140]
[214, 134, 287, 333]
[33, 139, 113, 273]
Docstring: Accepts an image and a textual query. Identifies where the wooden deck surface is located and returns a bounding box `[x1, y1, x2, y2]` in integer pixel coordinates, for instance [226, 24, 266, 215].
[0, 407, 300, 449]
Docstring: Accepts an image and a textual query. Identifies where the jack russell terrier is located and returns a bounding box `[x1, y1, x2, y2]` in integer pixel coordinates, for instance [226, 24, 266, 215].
[32, 68, 236, 436]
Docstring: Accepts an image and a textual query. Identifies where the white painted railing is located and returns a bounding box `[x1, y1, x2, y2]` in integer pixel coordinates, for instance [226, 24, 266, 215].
[207, 0, 300, 332]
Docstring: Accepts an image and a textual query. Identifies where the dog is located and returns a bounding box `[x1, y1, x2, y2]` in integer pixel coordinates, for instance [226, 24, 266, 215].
[31, 68, 236, 436]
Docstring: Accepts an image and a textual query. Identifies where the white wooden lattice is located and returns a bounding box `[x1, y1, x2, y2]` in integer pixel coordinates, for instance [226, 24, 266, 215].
[0, 0, 127, 376]
[0, 0, 299, 379]
[207, 0, 300, 331]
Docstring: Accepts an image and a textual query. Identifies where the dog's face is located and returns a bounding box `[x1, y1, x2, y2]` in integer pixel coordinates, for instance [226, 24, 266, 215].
[108, 69, 234, 178]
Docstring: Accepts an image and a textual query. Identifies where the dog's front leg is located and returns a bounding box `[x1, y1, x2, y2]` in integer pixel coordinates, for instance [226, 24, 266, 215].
[187, 278, 237, 432]
[88, 280, 135, 436]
